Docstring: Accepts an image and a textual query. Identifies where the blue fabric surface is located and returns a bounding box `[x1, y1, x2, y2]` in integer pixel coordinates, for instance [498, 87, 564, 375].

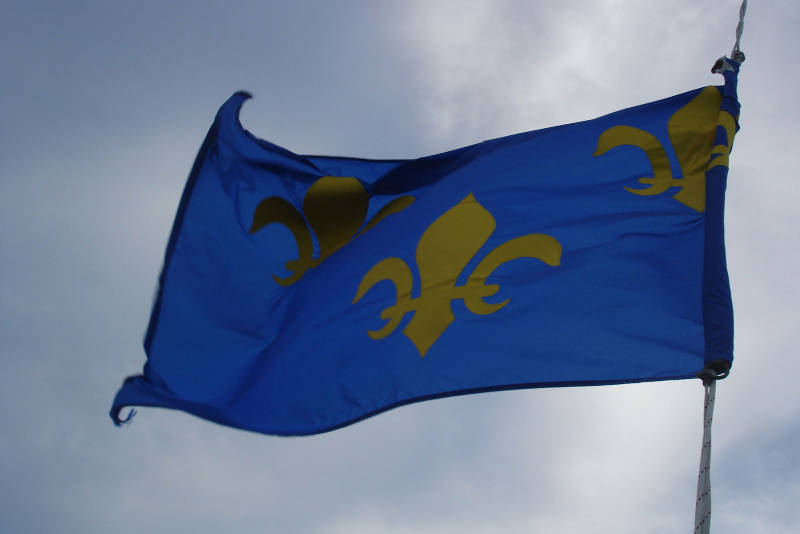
[112, 67, 738, 435]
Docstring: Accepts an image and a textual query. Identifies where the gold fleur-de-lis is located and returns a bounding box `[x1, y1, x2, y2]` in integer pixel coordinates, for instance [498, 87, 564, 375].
[353, 193, 562, 357]
[594, 86, 736, 212]
[250, 176, 414, 286]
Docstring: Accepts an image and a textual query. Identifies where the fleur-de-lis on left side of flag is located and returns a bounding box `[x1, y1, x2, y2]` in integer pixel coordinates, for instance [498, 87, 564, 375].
[249, 176, 414, 286]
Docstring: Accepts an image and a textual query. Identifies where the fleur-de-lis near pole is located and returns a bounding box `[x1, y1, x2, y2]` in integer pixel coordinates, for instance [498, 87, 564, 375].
[594, 86, 735, 213]
[353, 193, 562, 357]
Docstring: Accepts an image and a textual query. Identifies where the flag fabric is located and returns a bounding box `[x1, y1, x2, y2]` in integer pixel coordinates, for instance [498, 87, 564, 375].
[111, 61, 740, 436]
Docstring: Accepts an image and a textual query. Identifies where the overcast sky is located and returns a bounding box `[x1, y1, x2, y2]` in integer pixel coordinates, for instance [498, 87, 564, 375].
[2, 1, 798, 532]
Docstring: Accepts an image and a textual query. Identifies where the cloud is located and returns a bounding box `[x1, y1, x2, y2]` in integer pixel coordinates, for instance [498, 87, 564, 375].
[2, 1, 799, 533]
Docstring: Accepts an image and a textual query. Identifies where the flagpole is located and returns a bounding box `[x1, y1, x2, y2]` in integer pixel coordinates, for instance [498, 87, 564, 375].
[694, 2, 748, 524]
[693, 377, 717, 534]
[731, 0, 747, 63]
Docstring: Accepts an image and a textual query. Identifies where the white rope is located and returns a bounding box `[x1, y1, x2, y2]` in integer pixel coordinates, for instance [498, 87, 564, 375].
[694, 6, 741, 530]
[731, 0, 747, 61]
[694, 380, 716, 534]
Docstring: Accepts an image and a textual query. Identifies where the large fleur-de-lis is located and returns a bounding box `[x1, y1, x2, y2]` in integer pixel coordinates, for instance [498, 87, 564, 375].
[353, 193, 562, 357]
[594, 86, 736, 212]
[250, 176, 414, 286]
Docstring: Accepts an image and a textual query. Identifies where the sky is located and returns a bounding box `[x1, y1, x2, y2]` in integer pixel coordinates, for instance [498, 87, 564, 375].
[1, 1, 798, 532]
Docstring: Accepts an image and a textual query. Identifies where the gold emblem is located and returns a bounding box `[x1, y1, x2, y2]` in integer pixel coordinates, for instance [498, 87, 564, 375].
[249, 176, 414, 286]
[594, 86, 736, 212]
[353, 193, 562, 357]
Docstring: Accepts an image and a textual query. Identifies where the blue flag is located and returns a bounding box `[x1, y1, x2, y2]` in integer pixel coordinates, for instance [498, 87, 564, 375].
[112, 62, 740, 436]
